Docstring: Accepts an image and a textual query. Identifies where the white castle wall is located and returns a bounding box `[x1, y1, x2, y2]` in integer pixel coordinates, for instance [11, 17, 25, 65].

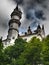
[9, 23, 18, 29]
[12, 16, 20, 20]
[20, 35, 42, 42]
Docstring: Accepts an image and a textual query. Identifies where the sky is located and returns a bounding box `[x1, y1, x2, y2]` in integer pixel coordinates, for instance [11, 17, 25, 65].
[0, 0, 49, 40]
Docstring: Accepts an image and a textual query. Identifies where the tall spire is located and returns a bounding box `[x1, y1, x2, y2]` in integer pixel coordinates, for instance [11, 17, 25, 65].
[42, 24, 44, 30]
[42, 24, 45, 36]
[27, 26, 32, 34]
[16, 3, 18, 10]
[7, 3, 22, 44]
[37, 24, 41, 30]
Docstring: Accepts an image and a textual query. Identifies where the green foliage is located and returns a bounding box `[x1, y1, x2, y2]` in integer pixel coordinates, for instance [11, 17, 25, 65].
[0, 38, 4, 65]
[0, 36, 49, 65]
[0, 38, 3, 51]
[42, 35, 49, 65]
[16, 37, 42, 65]
[3, 38, 27, 65]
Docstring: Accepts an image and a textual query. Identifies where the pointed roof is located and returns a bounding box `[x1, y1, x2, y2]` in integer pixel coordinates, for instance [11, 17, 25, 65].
[42, 24, 44, 30]
[27, 26, 32, 34]
[34, 24, 41, 33]
[11, 3, 22, 18]
[15, 3, 18, 10]
[37, 24, 41, 29]
[28, 26, 31, 31]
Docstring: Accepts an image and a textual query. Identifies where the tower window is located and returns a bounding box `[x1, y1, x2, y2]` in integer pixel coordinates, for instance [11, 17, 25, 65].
[12, 37, 15, 39]
[10, 25, 13, 27]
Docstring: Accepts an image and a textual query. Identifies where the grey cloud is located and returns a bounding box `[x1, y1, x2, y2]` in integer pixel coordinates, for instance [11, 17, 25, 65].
[12, 0, 47, 23]
[11, 0, 49, 35]
[0, 0, 15, 39]
[12, 0, 23, 4]
[0, 0, 49, 39]
[0, 13, 9, 39]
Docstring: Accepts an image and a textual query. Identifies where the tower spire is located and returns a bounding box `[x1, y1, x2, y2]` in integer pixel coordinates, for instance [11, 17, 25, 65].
[42, 24, 45, 37]
[16, 3, 18, 10]
[7, 4, 22, 43]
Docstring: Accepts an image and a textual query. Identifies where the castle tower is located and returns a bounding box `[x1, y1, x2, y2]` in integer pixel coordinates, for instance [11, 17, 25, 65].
[35, 24, 41, 35]
[7, 4, 22, 43]
[27, 26, 32, 34]
[37, 24, 41, 33]
[41, 24, 45, 37]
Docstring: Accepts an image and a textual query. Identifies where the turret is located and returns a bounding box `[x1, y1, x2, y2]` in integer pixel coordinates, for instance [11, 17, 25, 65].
[41, 24, 45, 37]
[27, 26, 32, 34]
[34, 24, 45, 38]
[34, 24, 41, 35]
[7, 3, 22, 43]
[37, 24, 42, 38]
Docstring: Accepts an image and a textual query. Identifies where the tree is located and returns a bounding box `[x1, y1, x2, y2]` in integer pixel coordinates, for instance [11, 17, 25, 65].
[4, 38, 27, 65]
[42, 35, 49, 65]
[16, 37, 42, 65]
[0, 37, 4, 65]
[0, 37, 3, 51]
[0, 35, 49, 65]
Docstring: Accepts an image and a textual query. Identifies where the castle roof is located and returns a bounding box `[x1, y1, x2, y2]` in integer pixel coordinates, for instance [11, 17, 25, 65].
[18, 33, 37, 37]
[11, 4, 22, 19]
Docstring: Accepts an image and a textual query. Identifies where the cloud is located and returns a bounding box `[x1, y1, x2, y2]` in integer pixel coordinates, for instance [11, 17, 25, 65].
[0, 0, 49, 40]
[11, 0, 46, 23]
[11, 0, 49, 35]
[0, 0, 16, 39]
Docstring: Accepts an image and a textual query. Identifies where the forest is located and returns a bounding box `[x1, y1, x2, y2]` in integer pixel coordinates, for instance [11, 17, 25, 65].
[0, 35, 49, 65]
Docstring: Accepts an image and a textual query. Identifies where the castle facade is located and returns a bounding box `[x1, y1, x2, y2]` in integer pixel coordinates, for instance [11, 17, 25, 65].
[2, 4, 45, 48]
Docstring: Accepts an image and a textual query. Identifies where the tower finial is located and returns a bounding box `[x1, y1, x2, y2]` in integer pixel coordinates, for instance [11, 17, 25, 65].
[16, 3, 18, 10]
[42, 24, 44, 30]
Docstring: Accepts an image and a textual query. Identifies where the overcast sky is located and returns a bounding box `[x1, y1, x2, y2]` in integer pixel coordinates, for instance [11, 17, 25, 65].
[0, 0, 49, 40]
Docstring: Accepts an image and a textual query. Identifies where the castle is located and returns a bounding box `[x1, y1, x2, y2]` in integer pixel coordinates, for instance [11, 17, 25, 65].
[2, 4, 45, 48]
